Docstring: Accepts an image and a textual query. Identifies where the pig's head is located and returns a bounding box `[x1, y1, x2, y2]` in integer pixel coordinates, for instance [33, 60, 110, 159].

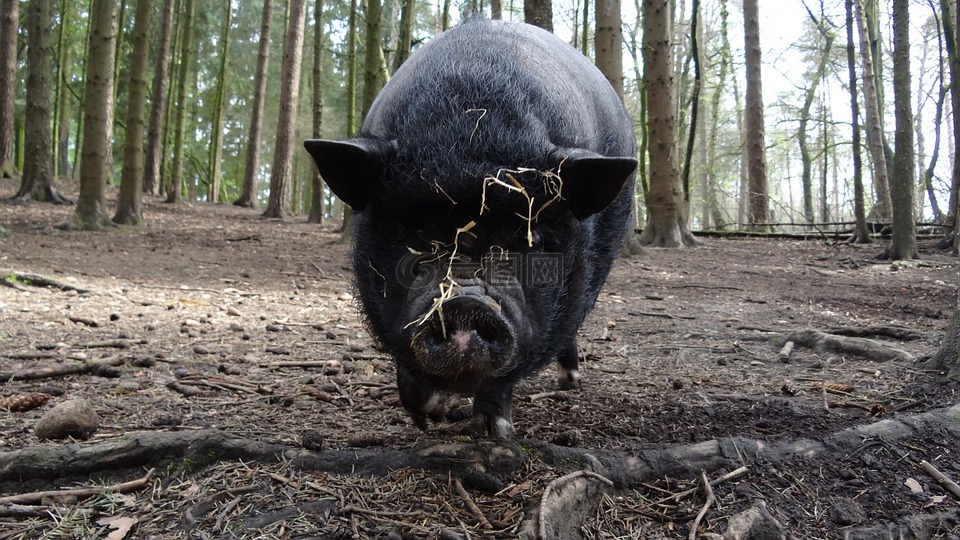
[306, 138, 635, 379]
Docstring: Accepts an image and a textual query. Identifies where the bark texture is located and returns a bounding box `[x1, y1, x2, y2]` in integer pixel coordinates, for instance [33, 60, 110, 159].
[235, 0, 273, 209]
[0, 1, 18, 177]
[845, 0, 871, 244]
[524, 0, 553, 32]
[166, 0, 196, 204]
[262, 0, 308, 219]
[886, 0, 917, 260]
[308, 0, 325, 224]
[594, 0, 624, 99]
[743, 0, 768, 230]
[638, 0, 697, 247]
[142, 0, 175, 196]
[114, 0, 152, 226]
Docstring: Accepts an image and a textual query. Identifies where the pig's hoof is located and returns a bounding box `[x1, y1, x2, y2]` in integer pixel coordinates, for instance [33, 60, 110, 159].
[557, 366, 581, 390]
[469, 414, 514, 438]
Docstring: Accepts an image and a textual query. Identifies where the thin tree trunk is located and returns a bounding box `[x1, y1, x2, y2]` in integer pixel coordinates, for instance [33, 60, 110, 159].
[113, 0, 151, 226]
[942, 0, 960, 234]
[490, 0, 502, 19]
[142, 0, 174, 196]
[52, 0, 69, 178]
[884, 0, 917, 260]
[234, 0, 272, 209]
[581, 0, 590, 56]
[63, 0, 117, 230]
[308, 0, 325, 224]
[361, 0, 386, 119]
[854, 0, 893, 221]
[846, 0, 871, 243]
[680, 0, 701, 209]
[705, 0, 730, 230]
[166, 0, 195, 204]
[743, 0, 767, 230]
[0, 0, 18, 178]
[15, 0, 70, 204]
[798, 5, 835, 224]
[207, 2, 232, 204]
[393, 0, 414, 71]
[262, 0, 308, 219]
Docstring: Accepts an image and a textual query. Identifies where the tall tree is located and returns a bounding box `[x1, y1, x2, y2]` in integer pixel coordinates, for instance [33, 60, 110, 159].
[942, 0, 960, 234]
[114, 0, 152, 225]
[63, 0, 117, 230]
[0, 0, 17, 178]
[234, 0, 273, 209]
[885, 0, 917, 260]
[704, 0, 731, 229]
[742, 0, 768, 230]
[14, 0, 70, 204]
[262, 0, 308, 218]
[361, 0, 386, 119]
[308, 0, 325, 224]
[845, 0, 870, 243]
[854, 0, 892, 221]
[143, 0, 175, 196]
[393, 0, 414, 71]
[166, 0, 196, 204]
[595, 0, 624, 99]
[524, 0, 552, 32]
[207, 1, 233, 203]
[680, 0, 701, 208]
[638, 0, 697, 247]
[797, 6, 835, 224]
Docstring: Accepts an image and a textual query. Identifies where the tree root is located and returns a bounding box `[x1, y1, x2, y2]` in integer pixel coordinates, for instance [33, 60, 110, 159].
[782, 327, 916, 362]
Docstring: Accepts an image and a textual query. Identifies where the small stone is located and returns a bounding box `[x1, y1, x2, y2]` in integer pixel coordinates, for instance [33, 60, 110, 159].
[226, 306, 242, 317]
[828, 497, 866, 527]
[34, 399, 101, 440]
[183, 319, 201, 327]
[266, 324, 283, 332]
[193, 345, 214, 355]
[228, 322, 244, 332]
[109, 313, 120, 321]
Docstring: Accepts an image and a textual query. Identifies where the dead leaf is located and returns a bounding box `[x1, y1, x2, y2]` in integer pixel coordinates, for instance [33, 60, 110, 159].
[904, 477, 922, 494]
[97, 515, 137, 540]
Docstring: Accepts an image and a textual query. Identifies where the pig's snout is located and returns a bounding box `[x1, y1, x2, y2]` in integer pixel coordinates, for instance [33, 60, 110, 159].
[411, 295, 516, 378]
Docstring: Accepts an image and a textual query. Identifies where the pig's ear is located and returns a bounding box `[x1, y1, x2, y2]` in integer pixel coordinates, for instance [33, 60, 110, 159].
[303, 138, 395, 210]
[556, 150, 638, 220]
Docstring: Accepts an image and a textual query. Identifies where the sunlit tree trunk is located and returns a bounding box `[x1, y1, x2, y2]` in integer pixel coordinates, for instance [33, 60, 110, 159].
[638, 0, 696, 247]
[490, 0, 501, 19]
[309, 0, 326, 224]
[263, 0, 308, 218]
[113, 0, 151, 226]
[524, 0, 552, 32]
[742, 0, 768, 231]
[884, 0, 917, 260]
[234, 0, 272, 209]
[0, 0, 17, 178]
[854, 0, 892, 221]
[207, 2, 232, 204]
[595, 0, 623, 99]
[845, 0, 870, 243]
[15, 0, 70, 204]
[166, 0, 194, 204]
[63, 0, 117, 230]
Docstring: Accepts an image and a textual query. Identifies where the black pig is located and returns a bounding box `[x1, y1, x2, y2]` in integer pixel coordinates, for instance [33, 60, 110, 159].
[305, 18, 636, 436]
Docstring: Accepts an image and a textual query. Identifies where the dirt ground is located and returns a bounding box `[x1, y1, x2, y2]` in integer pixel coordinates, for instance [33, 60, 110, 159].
[2, 178, 960, 539]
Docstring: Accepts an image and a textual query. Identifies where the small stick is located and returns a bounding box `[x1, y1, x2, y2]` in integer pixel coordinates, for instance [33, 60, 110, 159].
[689, 470, 716, 540]
[0, 469, 154, 505]
[778, 341, 795, 360]
[649, 466, 748, 507]
[454, 478, 491, 529]
[920, 460, 960, 499]
[0, 355, 125, 382]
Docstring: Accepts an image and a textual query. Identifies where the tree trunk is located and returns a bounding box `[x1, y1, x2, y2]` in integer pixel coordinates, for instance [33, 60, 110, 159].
[524, 0, 553, 32]
[928, 274, 960, 381]
[234, 0, 272, 209]
[490, 0, 502, 19]
[742, 0, 768, 231]
[854, 0, 892, 221]
[637, 0, 697, 248]
[346, 0, 358, 137]
[62, 0, 117, 230]
[680, 0, 701, 210]
[393, 0, 414, 71]
[943, 0, 960, 234]
[308, 0, 326, 225]
[846, 0, 871, 244]
[594, 0, 623, 99]
[262, 0, 308, 219]
[166, 0, 195, 204]
[361, 0, 386, 120]
[51, 0, 69, 178]
[16, 0, 70, 204]
[798, 6, 835, 225]
[207, 2, 232, 204]
[0, 0, 17, 178]
[113, 0, 151, 226]
[705, 0, 730, 230]
[142, 0, 174, 197]
[884, 0, 917, 260]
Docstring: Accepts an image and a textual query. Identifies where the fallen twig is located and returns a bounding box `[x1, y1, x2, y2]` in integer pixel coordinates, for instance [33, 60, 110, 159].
[455, 478, 491, 529]
[0, 469, 153, 505]
[647, 466, 749, 507]
[0, 355, 125, 382]
[689, 470, 716, 540]
[920, 460, 960, 500]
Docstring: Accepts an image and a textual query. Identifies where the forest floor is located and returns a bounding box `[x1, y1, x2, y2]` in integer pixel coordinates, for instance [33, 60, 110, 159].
[1, 178, 960, 539]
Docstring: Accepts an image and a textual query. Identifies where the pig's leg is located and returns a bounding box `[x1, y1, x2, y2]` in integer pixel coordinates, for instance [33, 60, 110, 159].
[471, 384, 515, 437]
[397, 364, 445, 430]
[557, 338, 581, 390]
